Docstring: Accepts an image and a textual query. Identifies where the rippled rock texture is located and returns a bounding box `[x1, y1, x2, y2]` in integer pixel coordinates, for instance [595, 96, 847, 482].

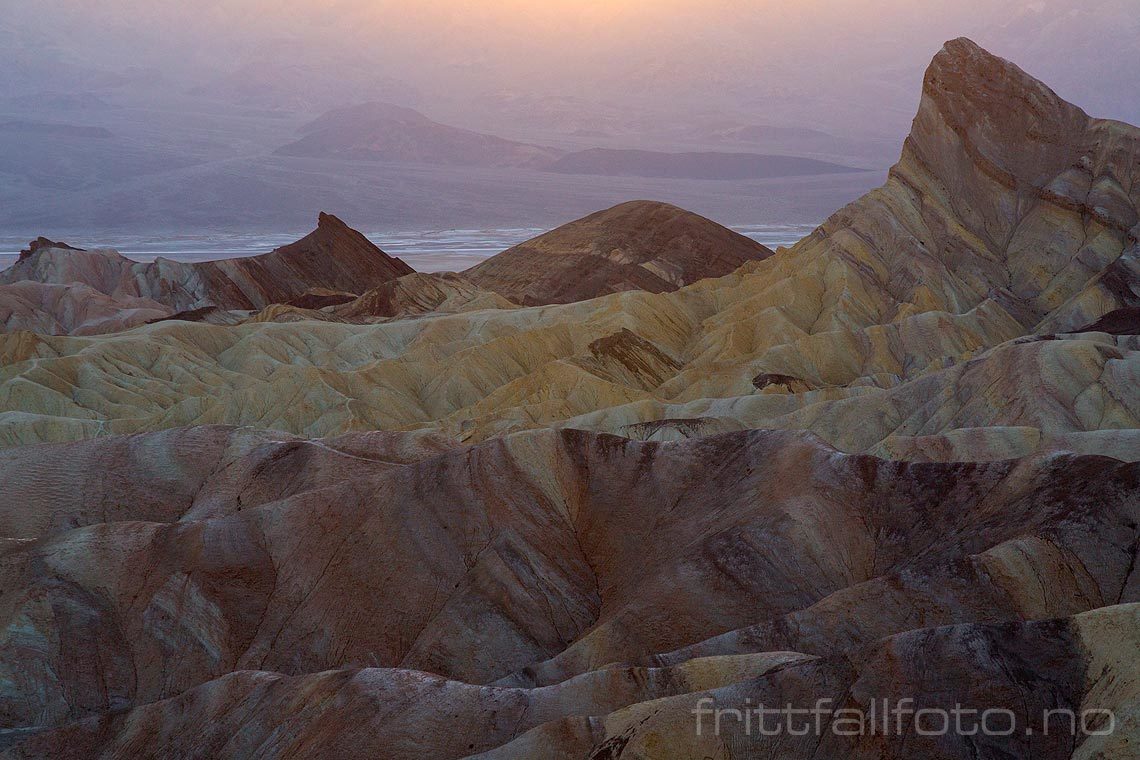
[0, 38, 1138, 759]
[0, 428, 1136, 758]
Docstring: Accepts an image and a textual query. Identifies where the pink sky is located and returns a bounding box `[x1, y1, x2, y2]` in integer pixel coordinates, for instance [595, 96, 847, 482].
[5, 1, 1138, 133]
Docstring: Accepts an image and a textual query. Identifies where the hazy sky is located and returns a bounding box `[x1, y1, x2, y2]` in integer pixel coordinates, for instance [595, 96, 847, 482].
[6, 0, 1137, 133]
[2, 0, 1137, 234]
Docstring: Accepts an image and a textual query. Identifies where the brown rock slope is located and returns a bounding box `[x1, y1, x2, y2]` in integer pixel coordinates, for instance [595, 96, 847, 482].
[0, 281, 169, 335]
[9, 607, 1138, 760]
[0, 425, 456, 540]
[0, 213, 412, 315]
[480, 606, 1139, 759]
[1080, 306, 1140, 335]
[330, 272, 516, 320]
[0, 428, 1135, 757]
[148, 274, 515, 328]
[463, 200, 774, 305]
[833, 36, 1139, 333]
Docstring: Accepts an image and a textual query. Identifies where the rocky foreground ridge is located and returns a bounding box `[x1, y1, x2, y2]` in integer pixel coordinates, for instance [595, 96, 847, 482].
[0, 427, 1137, 758]
[0, 39, 1137, 759]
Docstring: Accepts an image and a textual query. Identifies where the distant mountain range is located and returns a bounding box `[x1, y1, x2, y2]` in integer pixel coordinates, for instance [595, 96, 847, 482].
[0, 201, 774, 332]
[276, 102, 865, 179]
[275, 102, 561, 169]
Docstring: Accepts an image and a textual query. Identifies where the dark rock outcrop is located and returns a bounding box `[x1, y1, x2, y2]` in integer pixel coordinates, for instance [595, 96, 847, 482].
[1077, 306, 1140, 335]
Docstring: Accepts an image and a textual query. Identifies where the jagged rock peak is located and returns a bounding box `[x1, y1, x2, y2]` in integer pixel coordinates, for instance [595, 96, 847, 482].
[285, 212, 413, 274]
[925, 37, 1085, 120]
[316, 211, 347, 230]
[909, 37, 1091, 186]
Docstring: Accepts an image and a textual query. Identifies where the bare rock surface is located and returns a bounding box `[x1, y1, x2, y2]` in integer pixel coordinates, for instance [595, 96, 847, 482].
[0, 425, 458, 539]
[0, 428, 1135, 757]
[8, 603, 1136, 760]
[1078, 306, 1140, 335]
[464, 200, 774, 305]
[0, 213, 413, 314]
[0, 280, 170, 335]
[1, 39, 1140, 759]
[331, 271, 516, 320]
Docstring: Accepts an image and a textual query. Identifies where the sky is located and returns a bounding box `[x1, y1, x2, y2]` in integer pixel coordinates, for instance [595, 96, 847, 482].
[1, 0, 1137, 234]
[6, 0, 1137, 133]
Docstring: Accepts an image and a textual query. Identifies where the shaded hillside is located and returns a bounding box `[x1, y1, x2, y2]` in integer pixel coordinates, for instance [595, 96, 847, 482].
[1080, 306, 1140, 335]
[0, 280, 168, 335]
[464, 200, 773, 305]
[0, 427, 1135, 758]
[0, 213, 412, 314]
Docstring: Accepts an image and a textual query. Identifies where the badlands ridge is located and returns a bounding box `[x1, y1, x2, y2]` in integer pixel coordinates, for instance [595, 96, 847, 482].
[0, 39, 1137, 759]
[1, 40, 1137, 461]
